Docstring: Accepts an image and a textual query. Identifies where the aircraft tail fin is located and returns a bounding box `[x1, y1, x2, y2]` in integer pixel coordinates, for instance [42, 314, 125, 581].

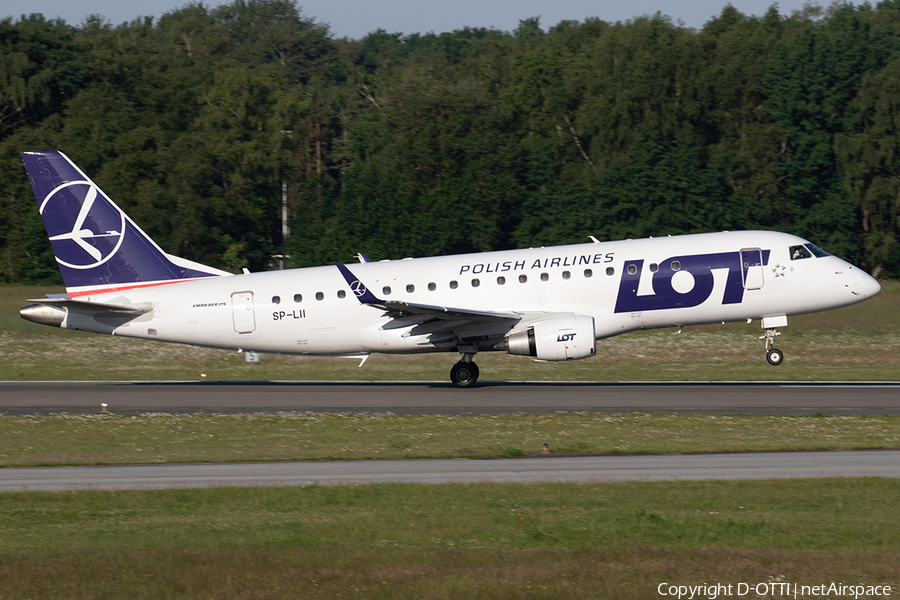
[21, 151, 230, 297]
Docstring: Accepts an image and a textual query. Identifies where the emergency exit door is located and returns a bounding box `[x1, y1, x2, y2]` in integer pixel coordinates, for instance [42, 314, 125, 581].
[231, 291, 256, 334]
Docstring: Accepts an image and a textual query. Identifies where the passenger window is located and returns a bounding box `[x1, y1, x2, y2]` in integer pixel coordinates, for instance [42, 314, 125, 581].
[519, 274, 527, 283]
[272, 296, 281, 305]
[450, 280, 458, 289]
[649, 263, 658, 273]
[471, 278, 480, 288]
[606, 267, 615, 276]
[562, 271, 571, 280]
[337, 290, 346, 299]
[315, 292, 324, 301]
[671, 260, 681, 272]
[584, 269, 592, 278]
[627, 264, 637, 275]
[428, 282, 436, 291]
[293, 294, 302, 303]
[790, 245, 812, 261]
[540, 273, 549, 282]
[406, 284, 415, 293]
[383, 286, 392, 295]
[497, 276, 506, 285]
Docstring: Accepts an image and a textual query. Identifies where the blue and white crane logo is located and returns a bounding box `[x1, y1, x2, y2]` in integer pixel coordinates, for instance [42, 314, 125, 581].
[39, 181, 125, 270]
[351, 280, 368, 297]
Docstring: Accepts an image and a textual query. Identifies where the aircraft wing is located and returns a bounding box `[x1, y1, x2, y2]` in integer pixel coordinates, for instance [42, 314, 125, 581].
[335, 263, 520, 322]
[373, 299, 520, 321]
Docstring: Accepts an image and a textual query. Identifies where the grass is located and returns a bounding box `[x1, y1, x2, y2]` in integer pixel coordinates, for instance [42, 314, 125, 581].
[0, 480, 898, 599]
[3, 284, 899, 597]
[1, 282, 899, 381]
[3, 412, 900, 467]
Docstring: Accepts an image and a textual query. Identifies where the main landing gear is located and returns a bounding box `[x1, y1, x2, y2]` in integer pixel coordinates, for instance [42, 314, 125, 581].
[450, 352, 479, 388]
[762, 327, 784, 366]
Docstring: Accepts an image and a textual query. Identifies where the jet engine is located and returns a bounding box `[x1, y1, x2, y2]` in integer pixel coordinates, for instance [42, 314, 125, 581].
[506, 314, 595, 361]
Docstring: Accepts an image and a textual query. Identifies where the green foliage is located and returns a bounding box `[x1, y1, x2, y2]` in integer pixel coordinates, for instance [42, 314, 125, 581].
[1, 1, 900, 281]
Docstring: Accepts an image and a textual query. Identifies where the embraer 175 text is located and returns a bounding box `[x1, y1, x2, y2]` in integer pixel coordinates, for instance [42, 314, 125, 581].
[20, 151, 882, 387]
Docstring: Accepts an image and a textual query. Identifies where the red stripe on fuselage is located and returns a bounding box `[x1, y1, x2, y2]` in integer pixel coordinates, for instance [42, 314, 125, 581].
[67, 277, 220, 298]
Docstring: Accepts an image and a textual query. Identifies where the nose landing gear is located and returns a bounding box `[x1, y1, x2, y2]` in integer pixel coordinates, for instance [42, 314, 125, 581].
[761, 327, 784, 365]
[766, 347, 784, 365]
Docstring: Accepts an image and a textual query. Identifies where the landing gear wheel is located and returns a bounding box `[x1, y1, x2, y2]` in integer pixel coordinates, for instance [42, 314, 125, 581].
[766, 348, 784, 366]
[450, 361, 479, 388]
[761, 327, 784, 366]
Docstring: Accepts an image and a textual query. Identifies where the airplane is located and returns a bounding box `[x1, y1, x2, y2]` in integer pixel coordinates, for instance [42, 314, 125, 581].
[19, 150, 882, 387]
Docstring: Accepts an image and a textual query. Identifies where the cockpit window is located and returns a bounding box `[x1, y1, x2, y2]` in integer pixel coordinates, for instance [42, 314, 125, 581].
[806, 243, 831, 258]
[790, 243, 831, 260]
[790, 245, 812, 260]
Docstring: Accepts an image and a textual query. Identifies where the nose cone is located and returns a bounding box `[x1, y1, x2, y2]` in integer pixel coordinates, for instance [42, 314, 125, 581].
[825, 258, 881, 309]
[839, 262, 881, 302]
[859, 271, 881, 299]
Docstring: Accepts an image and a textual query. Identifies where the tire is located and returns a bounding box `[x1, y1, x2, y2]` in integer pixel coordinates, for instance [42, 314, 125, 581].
[450, 361, 479, 388]
[766, 348, 784, 366]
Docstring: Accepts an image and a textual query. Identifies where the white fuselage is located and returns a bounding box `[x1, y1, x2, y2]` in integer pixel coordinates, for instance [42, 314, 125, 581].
[66, 231, 880, 357]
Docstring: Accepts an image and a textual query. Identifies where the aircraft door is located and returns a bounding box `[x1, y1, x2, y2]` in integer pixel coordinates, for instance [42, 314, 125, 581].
[741, 248, 764, 290]
[231, 291, 256, 334]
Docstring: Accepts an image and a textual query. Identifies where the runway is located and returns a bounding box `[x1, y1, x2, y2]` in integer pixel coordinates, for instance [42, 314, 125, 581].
[0, 380, 898, 415]
[3, 381, 898, 493]
[2, 450, 899, 492]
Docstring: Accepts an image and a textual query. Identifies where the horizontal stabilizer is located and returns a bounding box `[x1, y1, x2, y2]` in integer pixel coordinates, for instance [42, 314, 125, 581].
[25, 297, 152, 315]
[20, 296, 152, 330]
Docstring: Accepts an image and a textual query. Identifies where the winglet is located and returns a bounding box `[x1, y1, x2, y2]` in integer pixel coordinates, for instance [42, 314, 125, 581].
[356, 253, 372, 263]
[335, 263, 383, 304]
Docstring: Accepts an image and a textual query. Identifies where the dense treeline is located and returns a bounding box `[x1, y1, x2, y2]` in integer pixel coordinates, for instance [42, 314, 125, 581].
[2, 1, 899, 284]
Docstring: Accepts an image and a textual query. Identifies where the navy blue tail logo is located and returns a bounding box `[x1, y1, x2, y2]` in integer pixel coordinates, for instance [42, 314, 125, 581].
[41, 181, 125, 269]
[22, 151, 227, 292]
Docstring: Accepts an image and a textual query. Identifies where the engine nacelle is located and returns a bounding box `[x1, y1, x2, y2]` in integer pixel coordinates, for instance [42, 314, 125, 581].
[506, 314, 596, 361]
